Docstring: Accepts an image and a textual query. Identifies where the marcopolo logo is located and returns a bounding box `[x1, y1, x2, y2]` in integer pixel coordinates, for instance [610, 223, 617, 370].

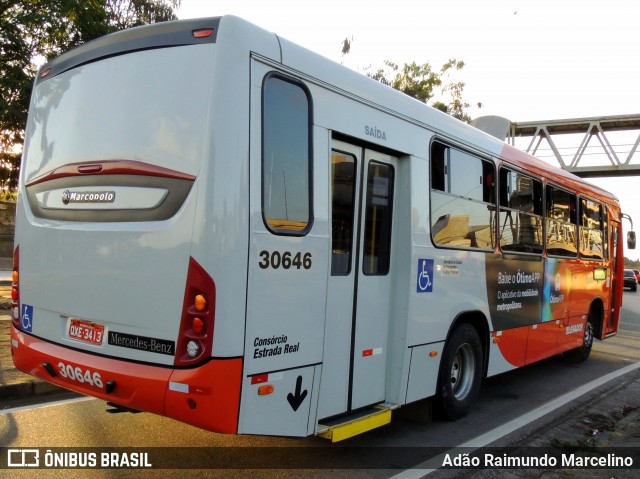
[62, 190, 116, 205]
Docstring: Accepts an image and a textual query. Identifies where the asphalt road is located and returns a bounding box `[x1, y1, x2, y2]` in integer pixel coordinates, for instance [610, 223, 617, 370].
[1, 291, 640, 478]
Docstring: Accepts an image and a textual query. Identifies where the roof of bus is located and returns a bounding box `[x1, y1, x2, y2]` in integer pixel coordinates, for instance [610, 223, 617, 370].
[267, 16, 619, 206]
[35, 17, 222, 86]
[36, 15, 619, 208]
[498, 142, 618, 205]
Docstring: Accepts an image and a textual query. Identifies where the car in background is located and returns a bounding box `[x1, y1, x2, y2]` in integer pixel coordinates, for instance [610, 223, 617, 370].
[634, 269, 640, 282]
[624, 269, 637, 292]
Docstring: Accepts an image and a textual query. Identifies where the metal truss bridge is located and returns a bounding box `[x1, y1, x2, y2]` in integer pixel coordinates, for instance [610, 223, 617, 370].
[472, 114, 640, 178]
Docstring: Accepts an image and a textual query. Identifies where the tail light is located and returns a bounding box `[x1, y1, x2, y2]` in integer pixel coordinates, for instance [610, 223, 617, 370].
[174, 258, 216, 366]
[11, 247, 20, 329]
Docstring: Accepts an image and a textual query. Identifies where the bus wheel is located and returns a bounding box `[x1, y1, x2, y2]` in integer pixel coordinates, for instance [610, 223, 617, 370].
[564, 316, 594, 363]
[437, 323, 483, 420]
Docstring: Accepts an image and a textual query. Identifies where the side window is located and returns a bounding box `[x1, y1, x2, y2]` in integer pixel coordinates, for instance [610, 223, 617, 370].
[363, 161, 394, 275]
[545, 186, 578, 257]
[430, 142, 496, 249]
[579, 197, 604, 260]
[262, 75, 312, 234]
[603, 210, 609, 261]
[499, 168, 543, 254]
[331, 150, 357, 275]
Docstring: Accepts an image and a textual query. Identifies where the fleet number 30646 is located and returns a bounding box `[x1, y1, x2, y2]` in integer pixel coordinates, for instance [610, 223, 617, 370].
[57, 361, 104, 389]
[258, 250, 312, 270]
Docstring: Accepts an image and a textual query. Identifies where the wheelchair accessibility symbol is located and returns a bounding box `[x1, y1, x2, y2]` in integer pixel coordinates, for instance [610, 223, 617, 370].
[417, 259, 434, 293]
[21, 304, 33, 333]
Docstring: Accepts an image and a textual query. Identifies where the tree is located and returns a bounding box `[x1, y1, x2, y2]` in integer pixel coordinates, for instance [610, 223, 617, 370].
[0, 0, 180, 190]
[107, 0, 179, 30]
[625, 257, 640, 269]
[366, 58, 480, 123]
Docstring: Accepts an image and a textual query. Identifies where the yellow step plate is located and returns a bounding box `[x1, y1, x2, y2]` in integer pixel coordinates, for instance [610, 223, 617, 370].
[318, 408, 392, 442]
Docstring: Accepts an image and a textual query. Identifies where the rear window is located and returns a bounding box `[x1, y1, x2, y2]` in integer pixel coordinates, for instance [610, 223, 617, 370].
[23, 44, 214, 182]
[261, 74, 312, 235]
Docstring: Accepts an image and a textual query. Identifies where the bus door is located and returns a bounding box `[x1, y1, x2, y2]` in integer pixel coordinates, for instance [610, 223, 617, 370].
[318, 139, 397, 419]
[606, 220, 622, 335]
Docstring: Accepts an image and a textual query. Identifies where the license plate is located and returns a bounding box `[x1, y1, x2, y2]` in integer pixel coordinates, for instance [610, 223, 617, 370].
[68, 319, 105, 345]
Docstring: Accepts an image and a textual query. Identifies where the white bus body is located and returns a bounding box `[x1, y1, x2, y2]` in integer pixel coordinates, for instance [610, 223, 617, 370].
[12, 16, 625, 440]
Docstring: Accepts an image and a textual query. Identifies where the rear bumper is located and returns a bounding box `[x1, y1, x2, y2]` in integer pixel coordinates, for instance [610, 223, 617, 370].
[10, 325, 242, 433]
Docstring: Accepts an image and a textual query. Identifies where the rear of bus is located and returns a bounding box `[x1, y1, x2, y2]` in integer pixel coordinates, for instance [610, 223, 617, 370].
[11, 17, 246, 433]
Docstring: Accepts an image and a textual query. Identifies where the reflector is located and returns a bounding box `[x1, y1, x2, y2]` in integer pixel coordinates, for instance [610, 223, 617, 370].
[258, 385, 274, 395]
[192, 29, 214, 38]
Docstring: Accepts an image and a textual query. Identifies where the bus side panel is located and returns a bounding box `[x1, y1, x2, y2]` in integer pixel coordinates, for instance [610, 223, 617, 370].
[524, 321, 561, 364]
[490, 328, 527, 368]
[566, 261, 594, 318]
[241, 60, 329, 436]
[562, 259, 606, 348]
[405, 153, 491, 354]
[238, 365, 319, 437]
[403, 152, 498, 397]
[166, 358, 244, 434]
[487, 331, 522, 375]
[405, 343, 444, 403]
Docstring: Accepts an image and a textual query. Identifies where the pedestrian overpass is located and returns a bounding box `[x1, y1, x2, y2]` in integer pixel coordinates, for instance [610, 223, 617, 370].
[472, 114, 640, 178]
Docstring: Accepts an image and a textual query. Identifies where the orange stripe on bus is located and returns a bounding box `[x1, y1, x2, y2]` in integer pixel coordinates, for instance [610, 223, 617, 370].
[11, 325, 242, 434]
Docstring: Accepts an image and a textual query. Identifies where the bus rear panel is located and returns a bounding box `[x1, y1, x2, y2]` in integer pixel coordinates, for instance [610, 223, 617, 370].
[12, 17, 247, 433]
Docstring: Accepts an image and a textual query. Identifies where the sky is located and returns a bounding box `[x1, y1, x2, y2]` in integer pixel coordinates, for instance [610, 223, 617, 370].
[177, 0, 640, 260]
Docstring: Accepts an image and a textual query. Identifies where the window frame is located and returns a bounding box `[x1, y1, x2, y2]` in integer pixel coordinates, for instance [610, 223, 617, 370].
[578, 195, 605, 261]
[261, 72, 314, 236]
[545, 183, 578, 258]
[362, 160, 395, 276]
[330, 148, 358, 276]
[498, 166, 544, 255]
[429, 139, 497, 252]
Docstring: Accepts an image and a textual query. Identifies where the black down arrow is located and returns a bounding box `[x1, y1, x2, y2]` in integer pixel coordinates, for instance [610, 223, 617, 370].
[287, 375, 308, 412]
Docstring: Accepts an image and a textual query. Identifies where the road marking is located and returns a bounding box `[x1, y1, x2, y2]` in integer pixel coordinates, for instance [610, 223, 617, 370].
[0, 396, 95, 416]
[388, 361, 640, 479]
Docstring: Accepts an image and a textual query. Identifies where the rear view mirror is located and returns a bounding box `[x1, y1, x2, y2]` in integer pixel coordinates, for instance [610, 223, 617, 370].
[628, 231, 636, 250]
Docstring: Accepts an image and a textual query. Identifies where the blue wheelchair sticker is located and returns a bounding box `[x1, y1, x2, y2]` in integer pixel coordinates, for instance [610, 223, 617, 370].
[417, 259, 434, 293]
[21, 304, 33, 333]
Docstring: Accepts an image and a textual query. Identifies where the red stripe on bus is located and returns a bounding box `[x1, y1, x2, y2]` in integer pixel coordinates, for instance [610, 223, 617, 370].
[26, 160, 195, 187]
[11, 325, 242, 434]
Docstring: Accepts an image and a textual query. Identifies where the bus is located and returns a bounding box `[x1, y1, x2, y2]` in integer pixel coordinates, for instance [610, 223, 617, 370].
[11, 15, 636, 441]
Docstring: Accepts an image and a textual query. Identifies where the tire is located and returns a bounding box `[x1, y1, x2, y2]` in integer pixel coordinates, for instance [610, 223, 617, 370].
[564, 315, 595, 363]
[436, 323, 483, 420]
